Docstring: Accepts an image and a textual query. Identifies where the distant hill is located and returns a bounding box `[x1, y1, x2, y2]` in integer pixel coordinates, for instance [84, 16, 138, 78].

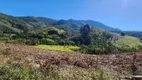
[0, 13, 32, 33]
[124, 31, 142, 39]
[115, 36, 142, 47]
[37, 18, 121, 32]
[0, 12, 121, 33]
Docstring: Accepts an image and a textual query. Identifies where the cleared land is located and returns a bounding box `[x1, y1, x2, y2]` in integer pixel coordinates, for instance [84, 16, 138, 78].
[0, 43, 142, 80]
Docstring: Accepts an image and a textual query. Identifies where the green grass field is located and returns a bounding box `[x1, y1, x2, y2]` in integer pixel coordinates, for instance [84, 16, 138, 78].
[115, 36, 142, 47]
[33, 45, 79, 52]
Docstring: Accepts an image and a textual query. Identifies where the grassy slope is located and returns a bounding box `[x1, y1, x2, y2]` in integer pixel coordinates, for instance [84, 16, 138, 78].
[91, 27, 142, 48]
[33, 45, 79, 52]
[115, 36, 142, 47]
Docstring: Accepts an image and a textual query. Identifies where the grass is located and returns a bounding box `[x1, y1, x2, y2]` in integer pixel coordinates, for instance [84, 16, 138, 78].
[115, 36, 142, 47]
[0, 61, 60, 80]
[33, 45, 79, 52]
[0, 61, 119, 80]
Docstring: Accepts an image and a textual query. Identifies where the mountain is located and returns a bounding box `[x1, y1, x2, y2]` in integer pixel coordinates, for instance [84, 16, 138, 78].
[37, 18, 121, 32]
[0, 12, 121, 33]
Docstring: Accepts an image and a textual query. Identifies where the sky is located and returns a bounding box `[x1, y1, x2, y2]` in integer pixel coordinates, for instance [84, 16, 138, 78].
[0, 0, 142, 31]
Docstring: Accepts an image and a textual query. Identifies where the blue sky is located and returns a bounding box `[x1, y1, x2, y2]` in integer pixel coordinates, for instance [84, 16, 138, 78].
[0, 0, 142, 31]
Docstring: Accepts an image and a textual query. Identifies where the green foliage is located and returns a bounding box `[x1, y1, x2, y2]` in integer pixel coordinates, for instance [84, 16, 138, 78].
[80, 42, 118, 54]
[10, 34, 17, 39]
[1, 12, 142, 54]
[64, 40, 75, 45]
[42, 38, 56, 45]
[80, 24, 91, 45]
[25, 38, 39, 45]
[121, 32, 126, 36]
[48, 29, 58, 35]
[91, 68, 110, 80]
[80, 24, 90, 36]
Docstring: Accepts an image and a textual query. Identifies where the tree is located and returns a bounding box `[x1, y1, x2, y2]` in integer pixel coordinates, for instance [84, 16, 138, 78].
[80, 24, 90, 36]
[140, 38, 142, 43]
[121, 32, 126, 36]
[80, 24, 91, 45]
[48, 30, 58, 35]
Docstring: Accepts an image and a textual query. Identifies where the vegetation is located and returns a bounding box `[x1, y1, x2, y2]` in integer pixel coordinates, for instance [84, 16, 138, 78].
[1, 11, 142, 80]
[33, 45, 79, 52]
[0, 12, 120, 34]
[115, 36, 142, 47]
[1, 12, 142, 55]
[0, 61, 117, 80]
[121, 32, 126, 36]
[0, 43, 125, 80]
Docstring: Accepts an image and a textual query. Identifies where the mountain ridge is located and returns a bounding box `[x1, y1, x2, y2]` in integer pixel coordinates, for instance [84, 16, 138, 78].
[0, 12, 121, 33]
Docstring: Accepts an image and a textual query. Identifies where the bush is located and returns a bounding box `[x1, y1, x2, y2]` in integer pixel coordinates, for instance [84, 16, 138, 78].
[25, 38, 39, 45]
[121, 32, 126, 36]
[57, 39, 65, 45]
[41, 38, 56, 45]
[10, 34, 17, 39]
[79, 42, 119, 54]
[91, 68, 110, 80]
[48, 30, 58, 35]
[46, 39, 56, 45]
[65, 41, 75, 45]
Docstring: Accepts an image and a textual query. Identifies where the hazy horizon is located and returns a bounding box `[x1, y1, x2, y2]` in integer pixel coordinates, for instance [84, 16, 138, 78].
[0, 0, 142, 31]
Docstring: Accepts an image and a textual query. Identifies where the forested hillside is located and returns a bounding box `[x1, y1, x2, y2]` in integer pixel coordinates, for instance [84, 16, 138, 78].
[0, 12, 121, 33]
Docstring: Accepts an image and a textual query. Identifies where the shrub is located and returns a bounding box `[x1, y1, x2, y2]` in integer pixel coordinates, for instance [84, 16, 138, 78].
[48, 30, 58, 35]
[41, 38, 56, 45]
[25, 38, 39, 45]
[121, 32, 126, 36]
[91, 68, 110, 80]
[65, 41, 75, 45]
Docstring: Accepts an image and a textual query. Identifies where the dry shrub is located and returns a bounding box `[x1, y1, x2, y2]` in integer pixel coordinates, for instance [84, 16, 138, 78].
[2, 47, 11, 55]
[132, 53, 142, 75]
[0, 43, 142, 76]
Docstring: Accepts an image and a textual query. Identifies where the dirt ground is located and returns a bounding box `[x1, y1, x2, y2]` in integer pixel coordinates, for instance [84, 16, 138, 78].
[0, 43, 142, 76]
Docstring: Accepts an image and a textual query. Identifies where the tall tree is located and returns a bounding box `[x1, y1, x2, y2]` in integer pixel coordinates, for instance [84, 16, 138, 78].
[80, 24, 91, 45]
